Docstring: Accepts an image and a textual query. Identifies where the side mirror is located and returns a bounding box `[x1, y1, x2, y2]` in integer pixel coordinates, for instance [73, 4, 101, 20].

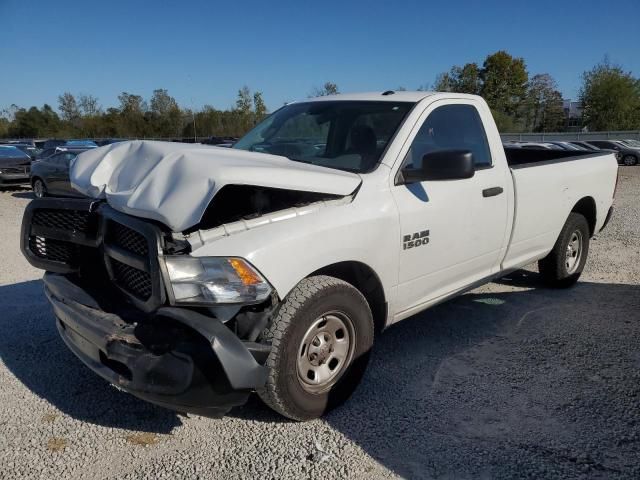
[401, 149, 475, 183]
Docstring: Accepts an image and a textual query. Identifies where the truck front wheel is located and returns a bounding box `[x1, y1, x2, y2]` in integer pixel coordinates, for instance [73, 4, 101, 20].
[538, 212, 590, 288]
[257, 275, 374, 421]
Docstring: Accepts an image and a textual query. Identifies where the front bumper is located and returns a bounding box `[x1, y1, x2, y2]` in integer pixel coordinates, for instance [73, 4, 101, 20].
[44, 272, 269, 417]
[0, 172, 30, 186]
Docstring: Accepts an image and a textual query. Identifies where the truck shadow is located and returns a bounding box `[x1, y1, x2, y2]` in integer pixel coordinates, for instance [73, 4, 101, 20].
[2, 273, 639, 477]
[0, 279, 182, 433]
[323, 275, 640, 478]
[232, 272, 640, 477]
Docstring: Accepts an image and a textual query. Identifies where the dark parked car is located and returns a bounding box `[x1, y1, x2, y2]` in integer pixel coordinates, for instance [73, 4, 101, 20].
[201, 136, 238, 146]
[65, 139, 98, 148]
[42, 139, 68, 149]
[586, 140, 639, 166]
[619, 139, 640, 149]
[545, 141, 588, 151]
[0, 142, 40, 160]
[35, 147, 62, 160]
[569, 141, 599, 151]
[30, 148, 89, 198]
[95, 138, 126, 146]
[0, 146, 31, 187]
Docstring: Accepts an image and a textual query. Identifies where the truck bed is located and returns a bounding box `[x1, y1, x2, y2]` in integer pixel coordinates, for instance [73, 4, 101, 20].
[501, 148, 618, 272]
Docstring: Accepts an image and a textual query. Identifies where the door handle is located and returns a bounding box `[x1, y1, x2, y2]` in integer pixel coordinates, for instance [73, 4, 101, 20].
[482, 186, 503, 198]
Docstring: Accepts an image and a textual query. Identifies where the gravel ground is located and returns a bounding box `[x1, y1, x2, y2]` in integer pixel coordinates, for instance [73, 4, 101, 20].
[0, 168, 639, 479]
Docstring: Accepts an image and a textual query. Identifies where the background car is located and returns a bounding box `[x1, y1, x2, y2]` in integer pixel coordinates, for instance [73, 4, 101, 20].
[201, 136, 238, 146]
[586, 140, 639, 166]
[0, 146, 31, 188]
[505, 141, 564, 150]
[95, 138, 127, 146]
[64, 139, 98, 148]
[0, 142, 40, 160]
[546, 141, 589, 151]
[42, 139, 68, 149]
[619, 139, 640, 149]
[569, 141, 600, 151]
[30, 148, 89, 198]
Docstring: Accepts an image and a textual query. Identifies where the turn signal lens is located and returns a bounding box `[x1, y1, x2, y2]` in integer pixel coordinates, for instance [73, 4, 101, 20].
[228, 258, 262, 285]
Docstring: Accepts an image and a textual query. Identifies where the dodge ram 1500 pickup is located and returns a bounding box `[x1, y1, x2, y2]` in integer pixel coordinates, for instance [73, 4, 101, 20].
[21, 91, 618, 420]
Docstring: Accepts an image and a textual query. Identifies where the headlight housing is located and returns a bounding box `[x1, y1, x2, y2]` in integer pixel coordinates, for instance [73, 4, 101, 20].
[164, 256, 272, 305]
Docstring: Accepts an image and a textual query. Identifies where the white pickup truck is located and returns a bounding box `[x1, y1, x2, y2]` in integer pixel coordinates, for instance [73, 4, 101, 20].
[21, 91, 618, 421]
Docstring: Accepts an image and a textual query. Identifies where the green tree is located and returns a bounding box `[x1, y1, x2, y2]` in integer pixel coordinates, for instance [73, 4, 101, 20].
[8, 104, 61, 137]
[58, 92, 81, 122]
[453, 63, 482, 94]
[579, 59, 640, 131]
[117, 92, 149, 137]
[524, 74, 565, 132]
[235, 86, 253, 114]
[311, 82, 339, 97]
[433, 63, 481, 94]
[432, 72, 454, 92]
[253, 91, 267, 121]
[149, 89, 182, 137]
[480, 51, 528, 119]
[78, 94, 101, 117]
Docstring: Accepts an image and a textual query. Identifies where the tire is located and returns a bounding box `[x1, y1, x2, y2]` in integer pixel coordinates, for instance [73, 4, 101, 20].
[622, 155, 638, 166]
[33, 178, 47, 198]
[257, 275, 374, 421]
[538, 212, 590, 288]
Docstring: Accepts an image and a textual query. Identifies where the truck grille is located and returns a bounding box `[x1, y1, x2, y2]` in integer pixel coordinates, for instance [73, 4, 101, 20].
[28, 236, 77, 263]
[33, 209, 91, 233]
[111, 258, 152, 300]
[108, 221, 149, 257]
[22, 199, 166, 312]
[1, 166, 29, 174]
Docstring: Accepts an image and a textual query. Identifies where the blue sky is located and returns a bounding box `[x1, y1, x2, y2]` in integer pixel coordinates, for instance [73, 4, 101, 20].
[1, 0, 639, 112]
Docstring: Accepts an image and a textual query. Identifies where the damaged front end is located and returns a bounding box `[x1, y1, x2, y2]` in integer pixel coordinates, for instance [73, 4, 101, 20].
[21, 197, 278, 417]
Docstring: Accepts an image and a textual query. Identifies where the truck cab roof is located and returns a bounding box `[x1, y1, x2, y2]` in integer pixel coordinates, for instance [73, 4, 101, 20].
[299, 91, 482, 104]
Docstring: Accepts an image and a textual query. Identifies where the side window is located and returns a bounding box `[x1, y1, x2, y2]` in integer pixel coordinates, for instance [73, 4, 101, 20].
[49, 153, 63, 165]
[404, 104, 492, 169]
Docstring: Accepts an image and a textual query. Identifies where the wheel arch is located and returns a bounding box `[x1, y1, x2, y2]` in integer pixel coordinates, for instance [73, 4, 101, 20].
[309, 261, 387, 334]
[571, 196, 597, 237]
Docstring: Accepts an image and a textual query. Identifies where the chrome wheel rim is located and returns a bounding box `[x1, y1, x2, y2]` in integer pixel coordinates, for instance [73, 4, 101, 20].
[623, 155, 636, 166]
[33, 180, 44, 198]
[296, 311, 355, 394]
[565, 230, 583, 274]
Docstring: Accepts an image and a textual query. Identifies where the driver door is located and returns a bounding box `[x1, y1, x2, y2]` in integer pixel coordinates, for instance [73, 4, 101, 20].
[391, 99, 510, 317]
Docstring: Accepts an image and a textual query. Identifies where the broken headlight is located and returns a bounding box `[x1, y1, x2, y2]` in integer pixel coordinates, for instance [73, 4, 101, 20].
[164, 256, 272, 305]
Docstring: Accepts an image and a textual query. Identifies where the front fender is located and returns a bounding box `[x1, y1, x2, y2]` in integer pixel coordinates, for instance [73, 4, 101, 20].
[188, 187, 400, 304]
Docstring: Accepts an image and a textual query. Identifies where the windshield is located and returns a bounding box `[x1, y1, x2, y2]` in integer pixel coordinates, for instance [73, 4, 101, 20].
[0, 147, 30, 159]
[233, 101, 414, 172]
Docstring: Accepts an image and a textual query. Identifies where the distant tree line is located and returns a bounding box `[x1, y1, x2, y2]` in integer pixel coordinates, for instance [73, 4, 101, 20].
[427, 51, 640, 132]
[0, 86, 271, 140]
[1, 53, 639, 138]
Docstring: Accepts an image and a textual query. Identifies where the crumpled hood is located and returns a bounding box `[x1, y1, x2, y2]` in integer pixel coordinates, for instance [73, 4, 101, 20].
[71, 140, 361, 231]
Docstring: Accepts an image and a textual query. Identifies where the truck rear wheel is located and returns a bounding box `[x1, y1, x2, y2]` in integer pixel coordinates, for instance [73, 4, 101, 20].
[257, 275, 374, 421]
[538, 212, 590, 288]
